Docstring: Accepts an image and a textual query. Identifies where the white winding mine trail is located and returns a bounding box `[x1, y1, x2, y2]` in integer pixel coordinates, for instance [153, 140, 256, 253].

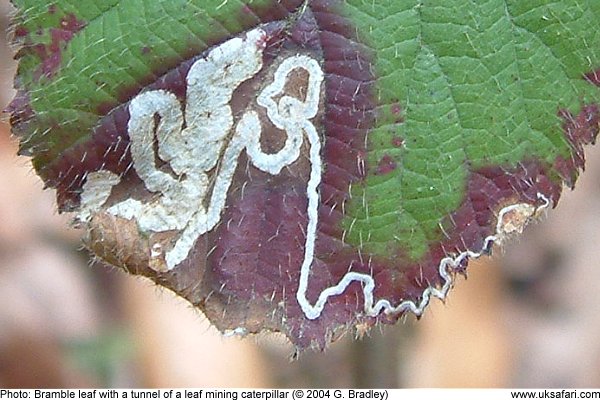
[77, 27, 551, 321]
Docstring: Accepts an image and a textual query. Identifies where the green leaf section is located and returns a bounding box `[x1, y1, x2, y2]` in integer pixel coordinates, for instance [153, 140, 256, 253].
[13, 0, 278, 165]
[340, 0, 600, 260]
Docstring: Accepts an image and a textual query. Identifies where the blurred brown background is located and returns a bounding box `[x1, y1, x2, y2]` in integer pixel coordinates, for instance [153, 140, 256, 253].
[1, 0, 600, 388]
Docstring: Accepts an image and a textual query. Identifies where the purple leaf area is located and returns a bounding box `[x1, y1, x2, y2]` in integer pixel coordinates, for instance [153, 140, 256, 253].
[555, 105, 600, 187]
[80, 2, 377, 349]
[17, 11, 86, 80]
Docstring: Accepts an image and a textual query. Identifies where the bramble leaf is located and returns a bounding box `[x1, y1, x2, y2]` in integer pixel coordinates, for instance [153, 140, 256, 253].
[7, 0, 600, 350]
